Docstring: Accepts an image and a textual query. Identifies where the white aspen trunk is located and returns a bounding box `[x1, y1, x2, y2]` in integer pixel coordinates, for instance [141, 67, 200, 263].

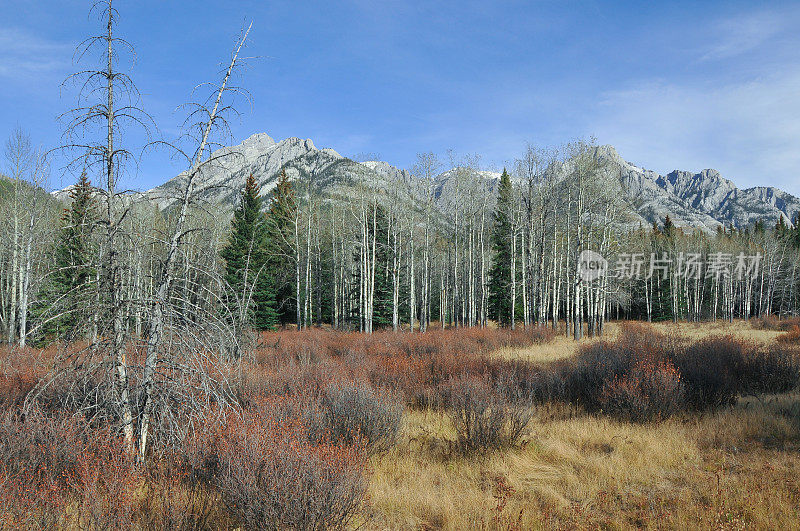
[18, 228, 33, 347]
[521, 228, 528, 328]
[304, 208, 312, 327]
[295, 213, 302, 329]
[510, 227, 517, 330]
[7, 213, 18, 344]
[409, 227, 416, 332]
[392, 225, 400, 332]
[479, 205, 487, 328]
[368, 201, 377, 333]
[422, 221, 430, 332]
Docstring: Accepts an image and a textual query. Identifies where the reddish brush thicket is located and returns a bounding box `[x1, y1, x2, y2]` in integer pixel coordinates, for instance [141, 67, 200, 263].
[559, 324, 800, 421]
[135, 469, 225, 531]
[0, 411, 137, 529]
[672, 336, 752, 409]
[0, 373, 37, 411]
[751, 315, 800, 331]
[599, 360, 685, 422]
[318, 381, 403, 454]
[239, 363, 403, 455]
[181, 399, 367, 530]
[0, 345, 52, 412]
[256, 327, 555, 366]
[2, 322, 797, 525]
[251, 326, 556, 409]
[778, 326, 800, 344]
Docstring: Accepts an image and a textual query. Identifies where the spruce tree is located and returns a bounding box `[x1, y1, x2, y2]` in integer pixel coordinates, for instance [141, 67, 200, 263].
[488, 169, 514, 326]
[650, 223, 673, 322]
[265, 168, 298, 325]
[793, 213, 800, 249]
[36, 173, 96, 340]
[776, 215, 789, 238]
[221, 174, 278, 330]
[662, 215, 675, 238]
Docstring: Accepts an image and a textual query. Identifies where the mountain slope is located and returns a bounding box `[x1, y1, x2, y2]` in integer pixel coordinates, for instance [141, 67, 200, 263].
[592, 146, 799, 231]
[147, 133, 385, 211]
[113, 132, 800, 231]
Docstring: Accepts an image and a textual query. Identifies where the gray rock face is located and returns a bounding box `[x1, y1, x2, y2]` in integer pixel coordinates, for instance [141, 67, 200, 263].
[53, 133, 799, 231]
[146, 133, 352, 210]
[591, 146, 799, 231]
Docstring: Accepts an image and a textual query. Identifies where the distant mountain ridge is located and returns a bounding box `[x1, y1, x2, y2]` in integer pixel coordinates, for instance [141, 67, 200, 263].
[592, 145, 799, 231]
[51, 132, 800, 232]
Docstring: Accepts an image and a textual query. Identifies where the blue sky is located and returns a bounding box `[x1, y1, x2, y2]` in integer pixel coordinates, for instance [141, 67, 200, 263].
[2, 0, 800, 195]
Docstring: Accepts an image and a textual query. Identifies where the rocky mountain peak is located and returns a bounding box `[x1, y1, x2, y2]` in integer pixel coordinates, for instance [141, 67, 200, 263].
[51, 132, 799, 232]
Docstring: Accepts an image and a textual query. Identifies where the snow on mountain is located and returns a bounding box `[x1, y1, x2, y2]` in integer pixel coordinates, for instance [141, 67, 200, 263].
[52, 132, 800, 232]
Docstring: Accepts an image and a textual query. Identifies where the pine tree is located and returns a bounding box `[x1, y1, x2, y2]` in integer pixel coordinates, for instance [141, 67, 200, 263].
[488, 169, 514, 326]
[349, 204, 394, 329]
[776, 214, 788, 235]
[36, 173, 96, 340]
[221, 174, 278, 330]
[662, 215, 675, 238]
[650, 225, 672, 322]
[793, 213, 800, 249]
[266, 168, 298, 325]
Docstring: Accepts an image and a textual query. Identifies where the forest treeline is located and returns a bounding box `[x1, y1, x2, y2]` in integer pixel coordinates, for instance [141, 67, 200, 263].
[2, 131, 800, 346]
[0, 0, 798, 491]
[0, 0, 799, 360]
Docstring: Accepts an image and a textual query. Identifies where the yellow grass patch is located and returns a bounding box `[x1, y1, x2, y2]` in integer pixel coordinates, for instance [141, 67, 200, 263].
[367, 321, 800, 529]
[495, 320, 787, 365]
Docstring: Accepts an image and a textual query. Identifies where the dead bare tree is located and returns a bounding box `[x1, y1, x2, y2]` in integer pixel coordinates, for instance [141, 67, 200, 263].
[26, 2, 247, 461]
[137, 23, 253, 460]
[44, 0, 157, 451]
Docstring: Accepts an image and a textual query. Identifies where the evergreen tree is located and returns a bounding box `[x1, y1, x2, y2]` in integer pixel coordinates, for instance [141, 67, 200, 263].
[36, 173, 97, 340]
[349, 204, 394, 329]
[662, 215, 675, 238]
[488, 169, 514, 326]
[650, 223, 673, 322]
[266, 168, 298, 325]
[793, 213, 800, 249]
[221, 174, 278, 330]
[776, 214, 788, 235]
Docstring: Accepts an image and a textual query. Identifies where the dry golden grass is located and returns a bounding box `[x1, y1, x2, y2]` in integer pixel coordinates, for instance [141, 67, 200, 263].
[495, 320, 787, 365]
[366, 321, 800, 530]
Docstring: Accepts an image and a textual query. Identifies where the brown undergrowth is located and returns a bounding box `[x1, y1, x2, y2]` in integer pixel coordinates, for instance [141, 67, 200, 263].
[1, 322, 799, 529]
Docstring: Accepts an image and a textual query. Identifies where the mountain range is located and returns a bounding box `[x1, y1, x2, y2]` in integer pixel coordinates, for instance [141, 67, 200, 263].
[54, 132, 800, 232]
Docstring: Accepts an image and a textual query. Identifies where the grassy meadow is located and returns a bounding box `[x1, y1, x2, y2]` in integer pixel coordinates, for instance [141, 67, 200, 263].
[367, 320, 800, 529]
[1, 319, 799, 529]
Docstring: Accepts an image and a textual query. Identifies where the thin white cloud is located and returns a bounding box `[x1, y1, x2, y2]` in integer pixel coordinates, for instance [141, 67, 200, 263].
[0, 27, 71, 78]
[592, 69, 800, 195]
[699, 11, 787, 61]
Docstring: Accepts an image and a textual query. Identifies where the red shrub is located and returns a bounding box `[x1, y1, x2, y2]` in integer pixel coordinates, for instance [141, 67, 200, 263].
[751, 316, 800, 331]
[319, 381, 403, 454]
[0, 374, 37, 411]
[672, 336, 751, 410]
[599, 360, 685, 422]
[137, 468, 225, 530]
[778, 326, 800, 344]
[745, 345, 800, 394]
[183, 400, 367, 530]
[251, 326, 555, 410]
[0, 410, 138, 529]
